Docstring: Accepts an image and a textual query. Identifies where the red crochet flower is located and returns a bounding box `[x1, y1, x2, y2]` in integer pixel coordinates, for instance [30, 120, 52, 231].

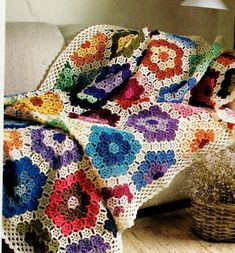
[101, 184, 133, 217]
[216, 53, 235, 67]
[142, 39, 184, 80]
[189, 68, 219, 108]
[115, 78, 149, 109]
[45, 170, 101, 236]
[30, 96, 43, 107]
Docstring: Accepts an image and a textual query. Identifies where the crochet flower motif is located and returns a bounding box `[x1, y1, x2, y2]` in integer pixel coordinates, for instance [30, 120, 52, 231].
[171, 103, 205, 118]
[66, 234, 110, 253]
[45, 170, 101, 236]
[217, 68, 235, 99]
[190, 129, 215, 152]
[110, 30, 144, 59]
[16, 220, 59, 253]
[217, 53, 235, 67]
[72, 63, 132, 109]
[69, 108, 120, 127]
[188, 41, 222, 76]
[13, 92, 64, 115]
[4, 129, 23, 154]
[70, 32, 108, 67]
[165, 33, 197, 48]
[69, 68, 101, 104]
[85, 125, 141, 179]
[31, 127, 83, 170]
[54, 62, 75, 91]
[142, 39, 184, 80]
[114, 71, 153, 109]
[126, 105, 179, 142]
[157, 77, 197, 103]
[77, 63, 131, 106]
[3, 157, 47, 218]
[189, 68, 219, 108]
[132, 150, 176, 191]
[101, 184, 133, 217]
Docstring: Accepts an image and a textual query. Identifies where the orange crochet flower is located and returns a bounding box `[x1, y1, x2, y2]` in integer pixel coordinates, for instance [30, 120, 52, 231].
[142, 39, 184, 80]
[4, 129, 23, 154]
[13, 92, 64, 115]
[69, 32, 108, 67]
[190, 129, 215, 152]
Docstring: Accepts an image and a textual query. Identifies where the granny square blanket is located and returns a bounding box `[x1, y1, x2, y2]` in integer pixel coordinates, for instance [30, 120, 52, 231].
[3, 25, 235, 253]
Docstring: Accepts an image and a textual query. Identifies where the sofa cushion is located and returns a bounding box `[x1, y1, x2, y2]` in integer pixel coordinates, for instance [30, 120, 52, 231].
[59, 24, 84, 45]
[5, 22, 65, 95]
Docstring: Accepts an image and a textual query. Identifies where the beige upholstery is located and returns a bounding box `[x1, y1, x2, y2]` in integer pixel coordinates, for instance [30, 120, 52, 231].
[59, 24, 84, 45]
[5, 22, 65, 95]
[4, 22, 191, 208]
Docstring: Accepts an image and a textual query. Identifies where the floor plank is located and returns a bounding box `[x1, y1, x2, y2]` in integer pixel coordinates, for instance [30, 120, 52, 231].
[122, 208, 235, 253]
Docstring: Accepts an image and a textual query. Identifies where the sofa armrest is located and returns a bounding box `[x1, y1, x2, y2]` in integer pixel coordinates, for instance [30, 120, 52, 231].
[5, 22, 65, 95]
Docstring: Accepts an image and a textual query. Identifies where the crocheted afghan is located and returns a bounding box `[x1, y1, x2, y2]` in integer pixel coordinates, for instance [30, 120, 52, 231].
[3, 25, 235, 253]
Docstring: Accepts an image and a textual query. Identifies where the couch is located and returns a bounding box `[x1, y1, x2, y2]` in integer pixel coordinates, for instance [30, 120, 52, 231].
[5, 22, 193, 209]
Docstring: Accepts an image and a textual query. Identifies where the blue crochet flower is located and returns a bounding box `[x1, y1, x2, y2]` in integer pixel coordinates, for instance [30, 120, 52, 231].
[165, 33, 197, 48]
[132, 150, 176, 191]
[3, 157, 47, 218]
[157, 77, 197, 103]
[85, 125, 141, 179]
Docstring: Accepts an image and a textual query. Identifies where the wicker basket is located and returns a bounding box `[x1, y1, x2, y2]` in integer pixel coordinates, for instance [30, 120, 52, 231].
[191, 197, 235, 242]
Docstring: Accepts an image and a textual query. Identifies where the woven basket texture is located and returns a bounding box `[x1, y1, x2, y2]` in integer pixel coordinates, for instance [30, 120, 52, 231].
[191, 197, 235, 242]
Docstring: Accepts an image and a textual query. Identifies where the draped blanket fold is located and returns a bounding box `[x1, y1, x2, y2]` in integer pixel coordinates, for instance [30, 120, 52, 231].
[3, 25, 235, 253]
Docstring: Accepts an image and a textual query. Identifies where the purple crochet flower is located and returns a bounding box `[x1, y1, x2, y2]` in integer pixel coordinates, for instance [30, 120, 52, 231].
[126, 105, 179, 142]
[66, 234, 110, 253]
[31, 127, 83, 169]
[83, 63, 132, 99]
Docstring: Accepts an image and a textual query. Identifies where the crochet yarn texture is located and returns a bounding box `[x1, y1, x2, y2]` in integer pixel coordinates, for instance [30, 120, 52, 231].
[3, 24, 235, 253]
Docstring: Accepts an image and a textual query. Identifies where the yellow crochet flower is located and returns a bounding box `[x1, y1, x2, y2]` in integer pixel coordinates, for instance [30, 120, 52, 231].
[69, 32, 108, 66]
[76, 32, 107, 57]
[116, 34, 136, 54]
[13, 92, 64, 115]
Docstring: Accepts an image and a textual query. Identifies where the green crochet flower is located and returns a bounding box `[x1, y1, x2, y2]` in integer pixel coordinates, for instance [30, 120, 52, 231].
[189, 42, 222, 76]
[54, 62, 75, 91]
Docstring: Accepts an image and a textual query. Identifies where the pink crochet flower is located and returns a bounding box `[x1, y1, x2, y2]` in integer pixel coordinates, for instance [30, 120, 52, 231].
[101, 184, 133, 217]
[171, 104, 205, 118]
[45, 170, 101, 236]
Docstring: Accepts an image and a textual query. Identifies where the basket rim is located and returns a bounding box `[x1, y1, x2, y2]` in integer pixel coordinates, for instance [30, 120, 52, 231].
[192, 196, 235, 210]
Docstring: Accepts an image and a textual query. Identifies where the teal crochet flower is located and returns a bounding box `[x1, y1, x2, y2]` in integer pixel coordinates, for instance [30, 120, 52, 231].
[85, 126, 141, 178]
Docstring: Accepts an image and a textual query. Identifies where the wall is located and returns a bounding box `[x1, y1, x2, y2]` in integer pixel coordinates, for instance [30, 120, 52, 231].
[6, 0, 235, 48]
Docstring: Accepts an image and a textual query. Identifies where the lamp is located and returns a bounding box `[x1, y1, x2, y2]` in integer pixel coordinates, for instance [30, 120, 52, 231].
[181, 0, 228, 10]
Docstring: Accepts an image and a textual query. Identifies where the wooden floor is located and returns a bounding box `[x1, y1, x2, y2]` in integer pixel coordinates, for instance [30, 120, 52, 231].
[122, 208, 235, 253]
